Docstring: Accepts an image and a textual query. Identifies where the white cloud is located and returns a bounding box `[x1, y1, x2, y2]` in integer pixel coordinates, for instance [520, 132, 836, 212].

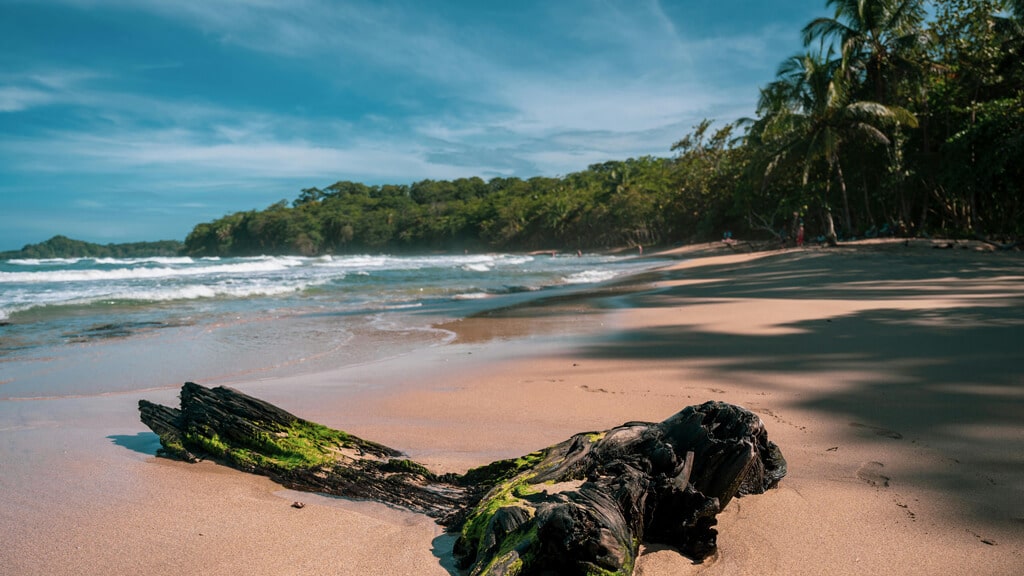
[0, 87, 54, 112]
[3, 121, 496, 187]
[496, 76, 720, 136]
[0, 68, 105, 112]
[6, 0, 792, 186]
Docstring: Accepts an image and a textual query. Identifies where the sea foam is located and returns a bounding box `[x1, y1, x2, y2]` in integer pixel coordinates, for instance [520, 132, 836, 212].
[564, 270, 619, 284]
[0, 259, 301, 284]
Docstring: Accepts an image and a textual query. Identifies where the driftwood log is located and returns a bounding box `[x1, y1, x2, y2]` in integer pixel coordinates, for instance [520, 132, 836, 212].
[140, 382, 786, 575]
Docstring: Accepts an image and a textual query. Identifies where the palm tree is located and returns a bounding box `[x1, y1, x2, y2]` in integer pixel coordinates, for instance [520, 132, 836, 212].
[802, 0, 927, 104]
[759, 47, 917, 243]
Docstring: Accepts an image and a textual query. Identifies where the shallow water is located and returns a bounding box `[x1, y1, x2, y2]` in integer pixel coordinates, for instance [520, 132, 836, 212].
[0, 252, 664, 400]
[1, 251, 665, 562]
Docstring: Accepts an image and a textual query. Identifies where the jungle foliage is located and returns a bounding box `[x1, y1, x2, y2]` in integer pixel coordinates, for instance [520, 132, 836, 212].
[184, 0, 1023, 257]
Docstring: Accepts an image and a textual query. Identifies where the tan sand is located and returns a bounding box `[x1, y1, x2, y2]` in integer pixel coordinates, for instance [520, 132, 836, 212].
[2, 239, 1021, 575]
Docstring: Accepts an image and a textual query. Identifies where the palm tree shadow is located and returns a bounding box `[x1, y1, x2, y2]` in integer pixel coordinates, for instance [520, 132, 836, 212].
[570, 249, 1024, 526]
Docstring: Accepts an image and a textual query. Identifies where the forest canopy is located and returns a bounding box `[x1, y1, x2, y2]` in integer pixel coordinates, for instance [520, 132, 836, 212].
[180, 0, 1022, 257]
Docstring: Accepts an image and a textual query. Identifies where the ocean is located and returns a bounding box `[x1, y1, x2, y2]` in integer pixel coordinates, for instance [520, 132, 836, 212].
[0, 252, 664, 401]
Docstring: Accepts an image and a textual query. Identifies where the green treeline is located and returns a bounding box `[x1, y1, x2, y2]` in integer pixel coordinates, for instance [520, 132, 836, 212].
[184, 161, 725, 256]
[184, 0, 1023, 257]
[1, 235, 184, 259]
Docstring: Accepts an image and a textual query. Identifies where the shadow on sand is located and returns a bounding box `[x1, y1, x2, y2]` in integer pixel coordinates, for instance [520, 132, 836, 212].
[431, 533, 460, 576]
[503, 247, 1024, 527]
[108, 432, 162, 456]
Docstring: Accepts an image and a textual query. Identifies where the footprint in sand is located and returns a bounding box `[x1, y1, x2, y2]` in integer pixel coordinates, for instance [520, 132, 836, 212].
[849, 422, 903, 439]
[857, 461, 891, 487]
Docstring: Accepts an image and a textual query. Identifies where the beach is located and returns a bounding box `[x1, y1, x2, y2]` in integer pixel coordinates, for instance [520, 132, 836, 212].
[2, 240, 1022, 575]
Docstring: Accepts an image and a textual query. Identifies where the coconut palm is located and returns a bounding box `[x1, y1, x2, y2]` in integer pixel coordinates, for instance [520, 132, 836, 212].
[802, 0, 927, 104]
[758, 47, 917, 243]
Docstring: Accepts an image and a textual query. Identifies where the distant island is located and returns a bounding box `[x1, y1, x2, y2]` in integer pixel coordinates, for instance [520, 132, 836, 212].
[0, 235, 184, 260]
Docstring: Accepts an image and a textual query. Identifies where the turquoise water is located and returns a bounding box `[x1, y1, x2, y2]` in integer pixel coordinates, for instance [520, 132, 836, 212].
[0, 252, 663, 400]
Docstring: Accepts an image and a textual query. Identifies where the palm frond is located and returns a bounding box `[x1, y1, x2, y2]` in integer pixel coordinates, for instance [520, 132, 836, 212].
[846, 100, 894, 119]
[802, 17, 854, 47]
[885, 104, 918, 128]
[844, 100, 918, 128]
[888, 0, 927, 35]
[848, 122, 892, 146]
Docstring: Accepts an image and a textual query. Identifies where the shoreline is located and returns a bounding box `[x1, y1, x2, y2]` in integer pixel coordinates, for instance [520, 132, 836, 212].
[2, 240, 1022, 575]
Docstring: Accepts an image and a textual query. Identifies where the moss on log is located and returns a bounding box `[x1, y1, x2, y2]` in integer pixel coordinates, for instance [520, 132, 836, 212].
[140, 382, 786, 575]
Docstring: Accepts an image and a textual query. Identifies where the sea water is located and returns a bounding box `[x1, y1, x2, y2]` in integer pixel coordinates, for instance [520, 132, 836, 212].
[0, 252, 664, 400]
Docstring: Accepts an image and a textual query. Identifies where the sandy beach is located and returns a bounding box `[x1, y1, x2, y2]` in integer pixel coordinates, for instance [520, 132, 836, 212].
[2, 240, 1022, 575]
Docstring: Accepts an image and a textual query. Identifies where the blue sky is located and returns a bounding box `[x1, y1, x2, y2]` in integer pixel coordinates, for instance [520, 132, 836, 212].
[1, 0, 824, 251]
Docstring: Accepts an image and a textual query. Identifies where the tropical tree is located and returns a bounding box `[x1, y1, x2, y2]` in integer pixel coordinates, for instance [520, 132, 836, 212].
[802, 0, 928, 104]
[757, 47, 917, 243]
[924, 0, 1024, 236]
[671, 120, 747, 239]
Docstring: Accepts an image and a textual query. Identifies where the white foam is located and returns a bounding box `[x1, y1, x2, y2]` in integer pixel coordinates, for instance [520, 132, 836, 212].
[93, 256, 195, 265]
[563, 269, 618, 284]
[7, 256, 197, 266]
[7, 257, 84, 266]
[118, 280, 318, 302]
[298, 253, 538, 275]
[4, 279, 326, 314]
[0, 259, 301, 283]
[314, 255, 391, 270]
[495, 255, 533, 266]
[452, 292, 490, 300]
[379, 302, 424, 310]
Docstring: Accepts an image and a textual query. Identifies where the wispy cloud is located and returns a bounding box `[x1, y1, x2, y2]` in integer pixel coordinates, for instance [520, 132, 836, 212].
[3, 114, 510, 188]
[0, 86, 54, 112]
[3, 0, 784, 205]
[19, 0, 784, 137]
[0, 68, 105, 112]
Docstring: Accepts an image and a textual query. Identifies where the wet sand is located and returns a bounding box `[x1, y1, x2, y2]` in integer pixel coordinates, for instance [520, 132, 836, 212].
[2, 239, 1022, 575]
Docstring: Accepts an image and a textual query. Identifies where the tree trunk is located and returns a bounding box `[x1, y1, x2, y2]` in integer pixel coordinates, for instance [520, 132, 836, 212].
[836, 159, 853, 236]
[824, 209, 839, 246]
[140, 382, 787, 575]
[919, 191, 930, 235]
[821, 176, 839, 246]
[862, 172, 874, 229]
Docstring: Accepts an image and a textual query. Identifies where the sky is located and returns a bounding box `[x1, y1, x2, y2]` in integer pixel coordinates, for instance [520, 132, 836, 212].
[0, 0, 825, 251]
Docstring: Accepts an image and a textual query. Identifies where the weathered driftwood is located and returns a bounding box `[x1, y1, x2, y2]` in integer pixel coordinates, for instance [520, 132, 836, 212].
[140, 382, 786, 575]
